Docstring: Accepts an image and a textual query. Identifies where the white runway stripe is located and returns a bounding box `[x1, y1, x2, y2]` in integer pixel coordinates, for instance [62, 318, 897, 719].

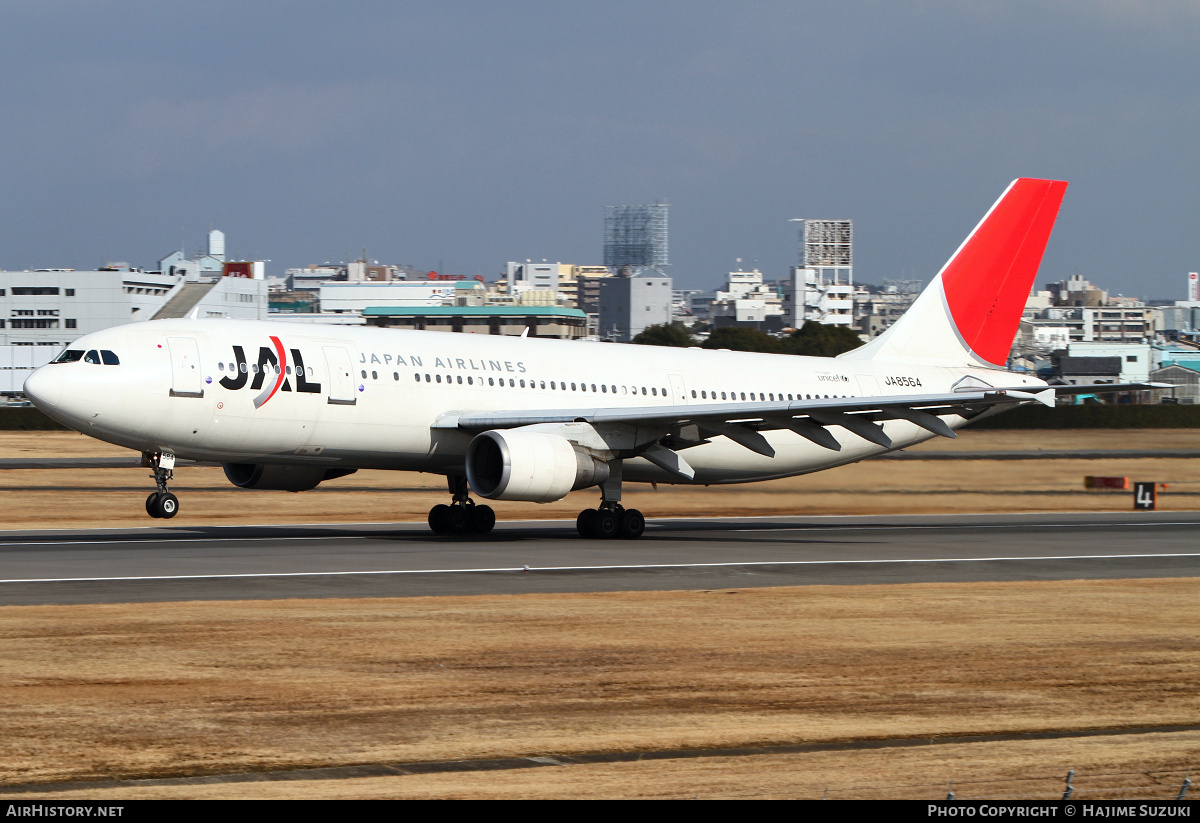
[3, 552, 1199, 585]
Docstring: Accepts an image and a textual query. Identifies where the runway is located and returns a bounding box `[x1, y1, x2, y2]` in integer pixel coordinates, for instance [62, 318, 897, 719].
[1, 511, 1198, 605]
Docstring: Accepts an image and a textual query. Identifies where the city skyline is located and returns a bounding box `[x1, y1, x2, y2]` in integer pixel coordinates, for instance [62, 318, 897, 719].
[1, 2, 1196, 300]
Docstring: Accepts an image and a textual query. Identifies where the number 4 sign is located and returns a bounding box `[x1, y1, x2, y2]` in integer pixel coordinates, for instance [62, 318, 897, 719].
[1134, 482, 1157, 511]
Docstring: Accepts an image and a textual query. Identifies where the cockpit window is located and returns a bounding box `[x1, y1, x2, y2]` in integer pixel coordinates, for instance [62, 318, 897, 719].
[52, 349, 84, 364]
[83, 350, 101, 364]
[100, 350, 119, 365]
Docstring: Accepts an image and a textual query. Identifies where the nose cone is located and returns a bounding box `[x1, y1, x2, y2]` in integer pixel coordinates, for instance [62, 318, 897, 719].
[23, 366, 63, 412]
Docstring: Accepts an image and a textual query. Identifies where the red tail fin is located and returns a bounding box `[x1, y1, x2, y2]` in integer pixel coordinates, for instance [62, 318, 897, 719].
[940, 178, 1068, 366]
[843, 178, 1068, 369]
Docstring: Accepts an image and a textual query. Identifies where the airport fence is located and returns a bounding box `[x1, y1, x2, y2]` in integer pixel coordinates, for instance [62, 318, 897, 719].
[963, 404, 1200, 429]
[0, 407, 67, 430]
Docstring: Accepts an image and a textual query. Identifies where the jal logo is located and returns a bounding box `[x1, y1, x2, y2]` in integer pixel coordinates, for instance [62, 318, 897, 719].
[219, 336, 322, 408]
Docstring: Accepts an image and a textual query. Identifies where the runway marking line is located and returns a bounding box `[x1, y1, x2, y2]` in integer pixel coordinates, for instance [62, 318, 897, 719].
[2, 552, 1200, 585]
[0, 518, 1198, 549]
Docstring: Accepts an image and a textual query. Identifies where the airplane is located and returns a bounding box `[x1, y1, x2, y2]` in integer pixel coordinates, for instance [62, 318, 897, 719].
[21, 178, 1153, 539]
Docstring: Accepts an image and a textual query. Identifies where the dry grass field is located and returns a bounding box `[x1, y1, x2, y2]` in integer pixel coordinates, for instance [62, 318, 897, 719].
[0, 429, 1197, 799]
[1, 580, 1199, 799]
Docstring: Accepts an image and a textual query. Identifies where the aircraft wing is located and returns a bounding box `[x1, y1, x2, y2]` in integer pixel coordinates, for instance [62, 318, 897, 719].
[442, 380, 1168, 453]
[437, 382, 1171, 463]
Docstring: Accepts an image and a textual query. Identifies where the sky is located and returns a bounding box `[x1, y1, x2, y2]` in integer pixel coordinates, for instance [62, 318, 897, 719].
[1, 1, 1197, 299]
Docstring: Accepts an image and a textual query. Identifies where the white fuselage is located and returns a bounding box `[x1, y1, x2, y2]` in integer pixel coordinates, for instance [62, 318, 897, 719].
[25, 318, 1046, 487]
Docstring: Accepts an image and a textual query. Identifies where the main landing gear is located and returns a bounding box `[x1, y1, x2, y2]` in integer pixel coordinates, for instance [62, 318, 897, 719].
[576, 502, 645, 540]
[143, 450, 179, 520]
[576, 463, 644, 539]
[428, 476, 495, 536]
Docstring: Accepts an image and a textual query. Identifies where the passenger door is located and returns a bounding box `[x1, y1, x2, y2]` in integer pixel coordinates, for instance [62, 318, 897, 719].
[167, 337, 204, 398]
[323, 346, 357, 405]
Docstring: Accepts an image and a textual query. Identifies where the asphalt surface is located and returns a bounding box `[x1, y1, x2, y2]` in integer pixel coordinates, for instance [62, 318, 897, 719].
[1, 511, 1198, 606]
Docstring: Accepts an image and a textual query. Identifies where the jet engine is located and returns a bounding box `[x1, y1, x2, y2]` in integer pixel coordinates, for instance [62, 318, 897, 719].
[465, 429, 609, 503]
[223, 463, 357, 492]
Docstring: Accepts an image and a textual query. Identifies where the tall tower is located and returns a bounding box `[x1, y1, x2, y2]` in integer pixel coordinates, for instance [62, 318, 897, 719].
[784, 219, 854, 327]
[603, 203, 668, 273]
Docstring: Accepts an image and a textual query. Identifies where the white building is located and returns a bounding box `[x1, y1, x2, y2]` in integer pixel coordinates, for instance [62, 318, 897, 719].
[1, 231, 268, 394]
[318, 281, 464, 313]
[783, 219, 854, 327]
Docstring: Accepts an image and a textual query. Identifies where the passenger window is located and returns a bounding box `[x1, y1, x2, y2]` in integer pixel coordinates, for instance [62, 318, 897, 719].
[571, 383, 577, 391]
[456, 375, 462, 384]
[101, 350, 119, 366]
[425, 374, 431, 382]
[651, 387, 657, 396]
[413, 373, 419, 382]
[436, 375, 442, 383]
[551, 381, 556, 390]
[591, 384, 597, 392]
[602, 384, 608, 393]
[372, 371, 378, 380]
[83, 350, 101, 364]
[361, 370, 367, 378]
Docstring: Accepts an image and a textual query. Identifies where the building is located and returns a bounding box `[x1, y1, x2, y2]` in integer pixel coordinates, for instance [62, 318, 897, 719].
[707, 269, 785, 331]
[1067, 342, 1152, 383]
[1150, 364, 1200, 404]
[319, 281, 464, 313]
[363, 306, 587, 339]
[597, 270, 673, 342]
[783, 219, 854, 327]
[853, 280, 921, 338]
[603, 204, 668, 271]
[0, 231, 268, 395]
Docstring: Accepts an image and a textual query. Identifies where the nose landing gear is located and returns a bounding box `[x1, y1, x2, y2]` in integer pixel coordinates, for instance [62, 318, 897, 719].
[143, 450, 179, 519]
[428, 476, 495, 535]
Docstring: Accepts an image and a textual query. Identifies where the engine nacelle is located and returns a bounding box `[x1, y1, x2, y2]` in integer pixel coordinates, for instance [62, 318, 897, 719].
[465, 429, 609, 503]
[223, 463, 357, 492]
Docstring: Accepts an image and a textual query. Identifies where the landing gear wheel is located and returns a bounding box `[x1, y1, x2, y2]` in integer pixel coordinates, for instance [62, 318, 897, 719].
[576, 508, 599, 538]
[146, 492, 163, 519]
[470, 504, 496, 535]
[618, 508, 645, 539]
[155, 492, 179, 519]
[595, 510, 618, 539]
[428, 504, 453, 535]
[449, 505, 470, 534]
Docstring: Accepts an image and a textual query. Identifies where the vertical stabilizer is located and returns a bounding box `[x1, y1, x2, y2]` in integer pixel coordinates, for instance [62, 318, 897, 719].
[842, 178, 1068, 368]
